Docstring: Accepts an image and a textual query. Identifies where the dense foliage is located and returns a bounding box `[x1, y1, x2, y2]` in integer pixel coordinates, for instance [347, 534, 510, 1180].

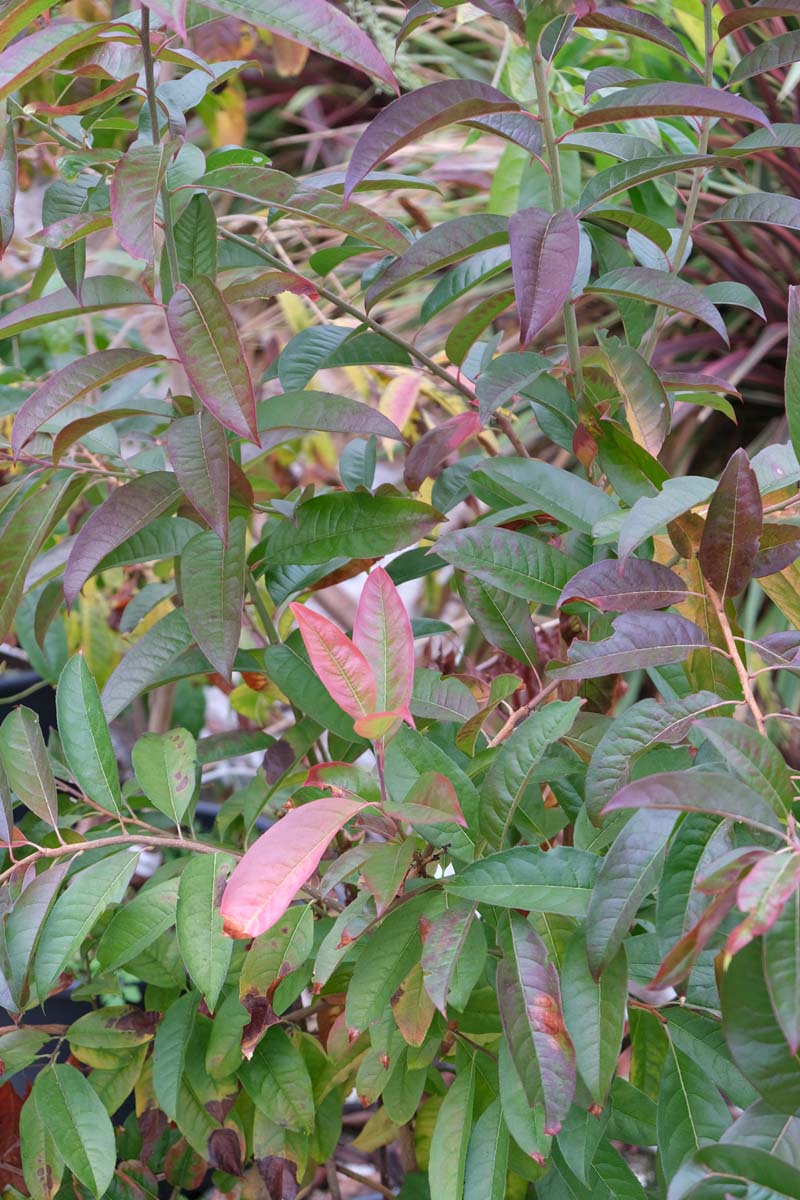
[5, 0, 800, 1197]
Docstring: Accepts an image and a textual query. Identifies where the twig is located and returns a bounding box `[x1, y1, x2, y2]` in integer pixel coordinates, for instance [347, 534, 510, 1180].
[334, 1161, 396, 1199]
[487, 678, 562, 747]
[325, 1160, 343, 1200]
[0, 832, 238, 887]
[705, 580, 766, 735]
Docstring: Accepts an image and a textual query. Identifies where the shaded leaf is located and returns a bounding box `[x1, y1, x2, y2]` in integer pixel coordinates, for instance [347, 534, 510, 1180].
[657, 1044, 730, 1184]
[167, 411, 230, 544]
[0, 706, 58, 827]
[698, 448, 762, 597]
[588, 267, 728, 343]
[56, 655, 120, 815]
[182, 520, 246, 681]
[560, 558, 687, 612]
[562, 930, 626, 1105]
[549, 611, 709, 681]
[605, 769, 785, 835]
[268, 493, 439, 565]
[576, 82, 769, 131]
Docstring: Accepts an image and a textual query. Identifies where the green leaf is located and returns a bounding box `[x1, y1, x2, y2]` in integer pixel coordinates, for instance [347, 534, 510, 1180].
[176, 852, 235, 1012]
[471, 458, 617, 533]
[34, 851, 137, 998]
[657, 1043, 731, 1183]
[172, 192, 217, 282]
[598, 334, 670, 457]
[345, 893, 440, 1033]
[20, 1079, 64, 1200]
[455, 573, 538, 667]
[695, 717, 793, 818]
[666, 1008, 756, 1111]
[435, 527, 577, 606]
[0, 276, 149, 340]
[4, 862, 69, 1011]
[585, 809, 678, 978]
[132, 727, 198, 826]
[561, 930, 626, 1106]
[102, 607, 194, 721]
[497, 912, 575, 1135]
[722, 938, 800, 1111]
[480, 699, 581, 847]
[56, 655, 120, 816]
[616, 476, 715, 560]
[95, 876, 179, 971]
[669, 1144, 800, 1200]
[30, 1063, 115, 1198]
[239, 1026, 315, 1133]
[578, 154, 718, 213]
[268, 493, 439, 565]
[153, 990, 198, 1121]
[764, 888, 800, 1055]
[447, 845, 599, 916]
[656, 814, 730, 946]
[181, 519, 246, 681]
[421, 901, 486, 1014]
[239, 903, 314, 1004]
[464, 1097, 509, 1200]
[429, 1057, 475, 1200]
[0, 705, 58, 826]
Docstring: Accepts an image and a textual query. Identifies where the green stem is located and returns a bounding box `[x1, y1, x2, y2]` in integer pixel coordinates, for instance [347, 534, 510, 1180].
[8, 97, 83, 151]
[246, 569, 279, 645]
[644, 0, 715, 361]
[140, 5, 180, 300]
[531, 50, 584, 406]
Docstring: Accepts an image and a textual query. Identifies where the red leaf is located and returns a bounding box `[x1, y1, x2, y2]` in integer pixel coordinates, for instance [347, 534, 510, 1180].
[575, 82, 771, 132]
[289, 603, 376, 718]
[508, 207, 581, 346]
[403, 411, 482, 492]
[110, 140, 177, 263]
[353, 566, 414, 718]
[220, 795, 370, 938]
[167, 276, 258, 442]
[726, 852, 800, 957]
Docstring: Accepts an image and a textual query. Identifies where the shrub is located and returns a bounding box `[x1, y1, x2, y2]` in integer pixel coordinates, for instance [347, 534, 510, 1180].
[2, 1, 800, 1197]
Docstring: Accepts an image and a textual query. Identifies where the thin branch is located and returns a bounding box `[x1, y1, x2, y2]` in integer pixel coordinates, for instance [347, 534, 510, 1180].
[705, 580, 766, 735]
[0, 832, 238, 887]
[488, 678, 563, 747]
[333, 1162, 395, 1199]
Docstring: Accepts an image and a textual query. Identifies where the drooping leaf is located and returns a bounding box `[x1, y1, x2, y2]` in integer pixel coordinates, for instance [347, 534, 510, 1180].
[604, 769, 785, 835]
[102, 607, 194, 720]
[110, 140, 175, 263]
[588, 267, 728, 343]
[447, 845, 599, 916]
[167, 411, 230, 544]
[152, 991, 198, 1121]
[727, 850, 800, 957]
[404, 412, 482, 492]
[480, 699, 581, 847]
[456, 572, 539, 667]
[428, 1059, 475, 1200]
[421, 900, 485, 1014]
[0, 705, 58, 827]
[220, 796, 370, 938]
[289, 603, 376, 719]
[196, 0, 397, 89]
[576, 82, 769, 131]
[508, 206, 580, 345]
[599, 335, 671, 456]
[698, 448, 762, 597]
[176, 853, 235, 1012]
[436, 526, 577, 606]
[56, 655, 120, 816]
[182, 519, 246, 681]
[0, 22, 105, 102]
[268, 493, 439, 565]
[560, 558, 687, 612]
[576, 3, 688, 58]
[764, 889, 800, 1055]
[497, 912, 576, 1135]
[28, 1064, 115, 1199]
[344, 81, 519, 200]
[471, 457, 618, 533]
[257, 391, 403, 442]
[19, 1076, 63, 1200]
[4, 862, 69, 1012]
[549, 611, 710, 681]
[694, 717, 793, 818]
[562, 930, 627, 1106]
[132, 727, 197, 826]
[0, 277, 149, 340]
[167, 275, 258, 441]
[34, 851, 137, 998]
[657, 1044, 731, 1184]
[352, 566, 414, 718]
[585, 808, 678, 978]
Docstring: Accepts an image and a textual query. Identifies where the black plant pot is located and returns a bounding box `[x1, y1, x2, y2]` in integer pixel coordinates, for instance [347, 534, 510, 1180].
[0, 650, 57, 733]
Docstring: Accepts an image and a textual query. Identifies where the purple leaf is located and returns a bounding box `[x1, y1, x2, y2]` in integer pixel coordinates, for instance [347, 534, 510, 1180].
[604, 770, 785, 835]
[365, 214, 508, 310]
[719, 1, 800, 37]
[28, 211, 112, 251]
[421, 900, 481, 1014]
[753, 523, 800, 578]
[698, 448, 762, 597]
[344, 80, 520, 201]
[13, 348, 164, 456]
[576, 3, 688, 58]
[167, 276, 258, 442]
[256, 391, 402, 442]
[497, 913, 576, 1135]
[64, 472, 182, 606]
[508, 207, 580, 346]
[167, 411, 230, 545]
[575, 82, 771, 132]
[465, 111, 542, 157]
[110, 140, 177, 263]
[0, 276, 149, 340]
[559, 558, 687, 611]
[787, 287, 800, 471]
[548, 611, 709, 680]
[0, 21, 103, 101]
[587, 267, 729, 343]
[404, 412, 481, 491]
[196, 0, 397, 91]
[182, 520, 246, 681]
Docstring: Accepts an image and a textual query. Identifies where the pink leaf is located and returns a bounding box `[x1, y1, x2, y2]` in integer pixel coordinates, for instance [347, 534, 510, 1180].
[353, 710, 405, 741]
[221, 796, 370, 938]
[353, 567, 414, 717]
[403, 411, 482, 492]
[289, 603, 376, 719]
